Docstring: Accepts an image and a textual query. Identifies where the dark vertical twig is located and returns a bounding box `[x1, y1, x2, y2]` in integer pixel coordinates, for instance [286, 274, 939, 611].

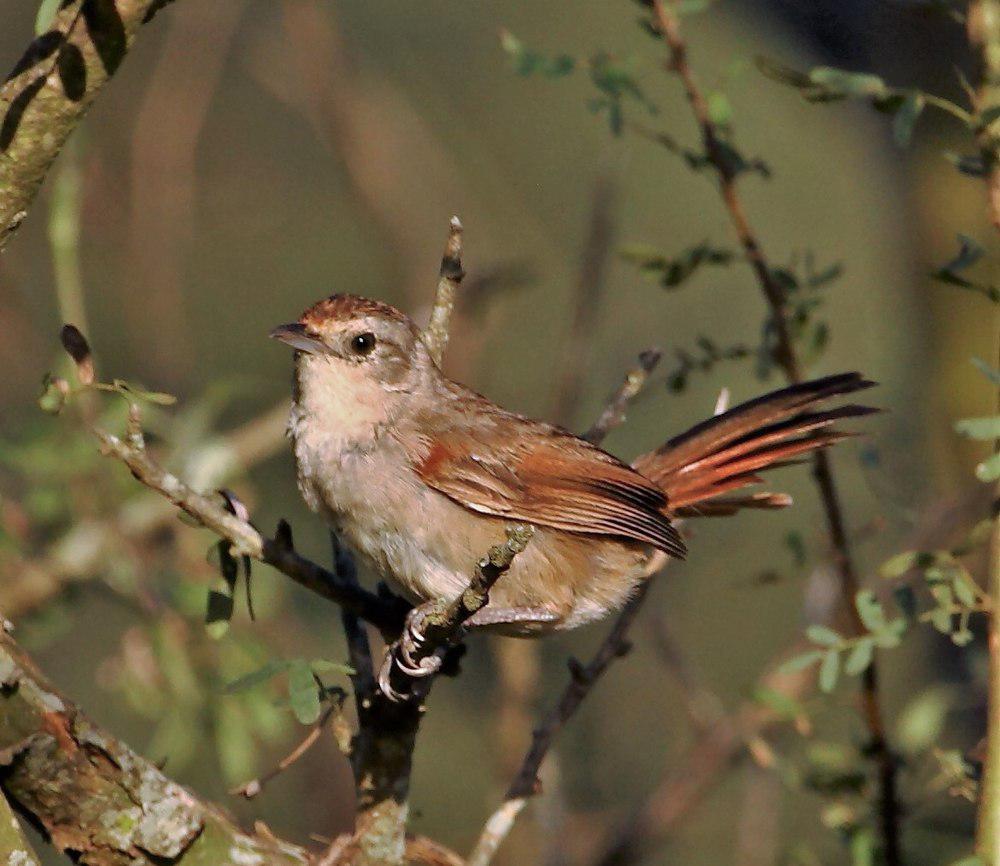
[647, 2, 900, 861]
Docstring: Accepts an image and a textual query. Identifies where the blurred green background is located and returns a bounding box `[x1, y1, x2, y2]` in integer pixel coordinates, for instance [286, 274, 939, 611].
[1, 1, 997, 864]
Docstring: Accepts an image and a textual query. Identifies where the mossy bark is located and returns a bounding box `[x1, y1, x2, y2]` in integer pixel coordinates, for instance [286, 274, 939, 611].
[0, 630, 310, 865]
[0, 0, 171, 249]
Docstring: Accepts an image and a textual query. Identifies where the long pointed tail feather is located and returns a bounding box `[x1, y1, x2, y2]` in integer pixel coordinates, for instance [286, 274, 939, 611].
[632, 373, 877, 517]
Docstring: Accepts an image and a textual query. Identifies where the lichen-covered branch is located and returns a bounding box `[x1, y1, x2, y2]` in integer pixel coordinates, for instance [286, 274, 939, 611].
[0, 0, 173, 249]
[0, 628, 309, 866]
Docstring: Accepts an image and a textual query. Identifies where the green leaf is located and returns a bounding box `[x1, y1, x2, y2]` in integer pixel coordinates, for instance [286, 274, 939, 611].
[880, 551, 918, 578]
[753, 685, 808, 720]
[619, 241, 733, 289]
[778, 650, 824, 674]
[310, 658, 354, 676]
[35, 0, 61, 34]
[892, 90, 925, 146]
[850, 827, 875, 866]
[978, 105, 1000, 128]
[808, 67, 889, 100]
[953, 574, 979, 608]
[929, 606, 953, 634]
[977, 451, 1000, 482]
[897, 686, 953, 753]
[955, 416, 1000, 440]
[706, 91, 732, 126]
[818, 650, 841, 693]
[287, 659, 321, 724]
[855, 589, 885, 632]
[113, 380, 178, 405]
[844, 638, 875, 675]
[224, 659, 291, 694]
[38, 374, 68, 415]
[806, 624, 842, 647]
[499, 30, 576, 78]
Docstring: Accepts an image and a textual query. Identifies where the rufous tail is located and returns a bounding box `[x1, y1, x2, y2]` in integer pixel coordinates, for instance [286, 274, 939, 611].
[631, 372, 877, 518]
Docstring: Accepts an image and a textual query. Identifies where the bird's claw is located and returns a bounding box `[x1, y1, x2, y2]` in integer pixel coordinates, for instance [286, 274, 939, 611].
[377, 603, 446, 702]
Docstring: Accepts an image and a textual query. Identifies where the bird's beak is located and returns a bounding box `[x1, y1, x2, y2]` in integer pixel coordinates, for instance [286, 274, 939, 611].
[269, 323, 326, 354]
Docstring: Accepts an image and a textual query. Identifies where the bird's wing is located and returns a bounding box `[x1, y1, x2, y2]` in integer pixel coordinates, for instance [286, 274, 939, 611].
[401, 418, 686, 559]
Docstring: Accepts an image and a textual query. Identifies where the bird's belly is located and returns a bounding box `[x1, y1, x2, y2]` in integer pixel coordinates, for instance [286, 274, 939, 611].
[295, 433, 660, 632]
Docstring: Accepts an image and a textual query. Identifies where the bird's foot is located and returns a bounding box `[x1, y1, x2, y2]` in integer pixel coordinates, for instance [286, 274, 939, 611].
[377, 601, 447, 703]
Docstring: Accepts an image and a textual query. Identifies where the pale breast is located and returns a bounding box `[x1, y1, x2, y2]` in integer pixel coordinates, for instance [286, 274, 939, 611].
[291, 402, 660, 632]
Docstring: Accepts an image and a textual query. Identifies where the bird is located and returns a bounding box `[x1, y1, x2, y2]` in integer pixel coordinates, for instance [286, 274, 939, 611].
[271, 293, 876, 644]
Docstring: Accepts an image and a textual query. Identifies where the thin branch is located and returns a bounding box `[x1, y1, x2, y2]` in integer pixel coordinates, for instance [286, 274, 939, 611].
[423, 216, 465, 366]
[88, 422, 407, 634]
[648, 2, 900, 861]
[231, 703, 344, 800]
[0, 0, 173, 250]
[468, 584, 651, 866]
[583, 349, 663, 445]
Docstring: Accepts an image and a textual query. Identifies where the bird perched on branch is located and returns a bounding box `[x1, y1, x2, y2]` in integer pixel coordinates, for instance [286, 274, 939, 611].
[272, 294, 875, 640]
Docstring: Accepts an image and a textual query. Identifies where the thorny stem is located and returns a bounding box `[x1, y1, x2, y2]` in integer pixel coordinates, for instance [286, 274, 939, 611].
[649, 1, 901, 861]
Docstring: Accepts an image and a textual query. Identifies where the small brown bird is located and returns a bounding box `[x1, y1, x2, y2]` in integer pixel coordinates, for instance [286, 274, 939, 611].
[272, 294, 874, 637]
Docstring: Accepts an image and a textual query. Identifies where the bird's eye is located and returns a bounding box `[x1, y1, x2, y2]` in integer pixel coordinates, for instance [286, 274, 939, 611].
[349, 332, 377, 356]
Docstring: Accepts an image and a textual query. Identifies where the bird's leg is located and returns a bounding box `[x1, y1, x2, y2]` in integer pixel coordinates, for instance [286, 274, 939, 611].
[377, 599, 448, 702]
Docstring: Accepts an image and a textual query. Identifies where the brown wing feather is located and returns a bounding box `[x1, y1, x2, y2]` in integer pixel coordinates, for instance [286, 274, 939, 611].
[409, 424, 687, 559]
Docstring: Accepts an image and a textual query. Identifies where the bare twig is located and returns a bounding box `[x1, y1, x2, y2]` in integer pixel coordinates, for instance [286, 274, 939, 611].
[583, 349, 664, 445]
[0, 0, 173, 250]
[468, 584, 651, 866]
[423, 216, 466, 367]
[232, 703, 343, 800]
[87, 422, 407, 633]
[647, 615, 728, 736]
[648, 2, 900, 860]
